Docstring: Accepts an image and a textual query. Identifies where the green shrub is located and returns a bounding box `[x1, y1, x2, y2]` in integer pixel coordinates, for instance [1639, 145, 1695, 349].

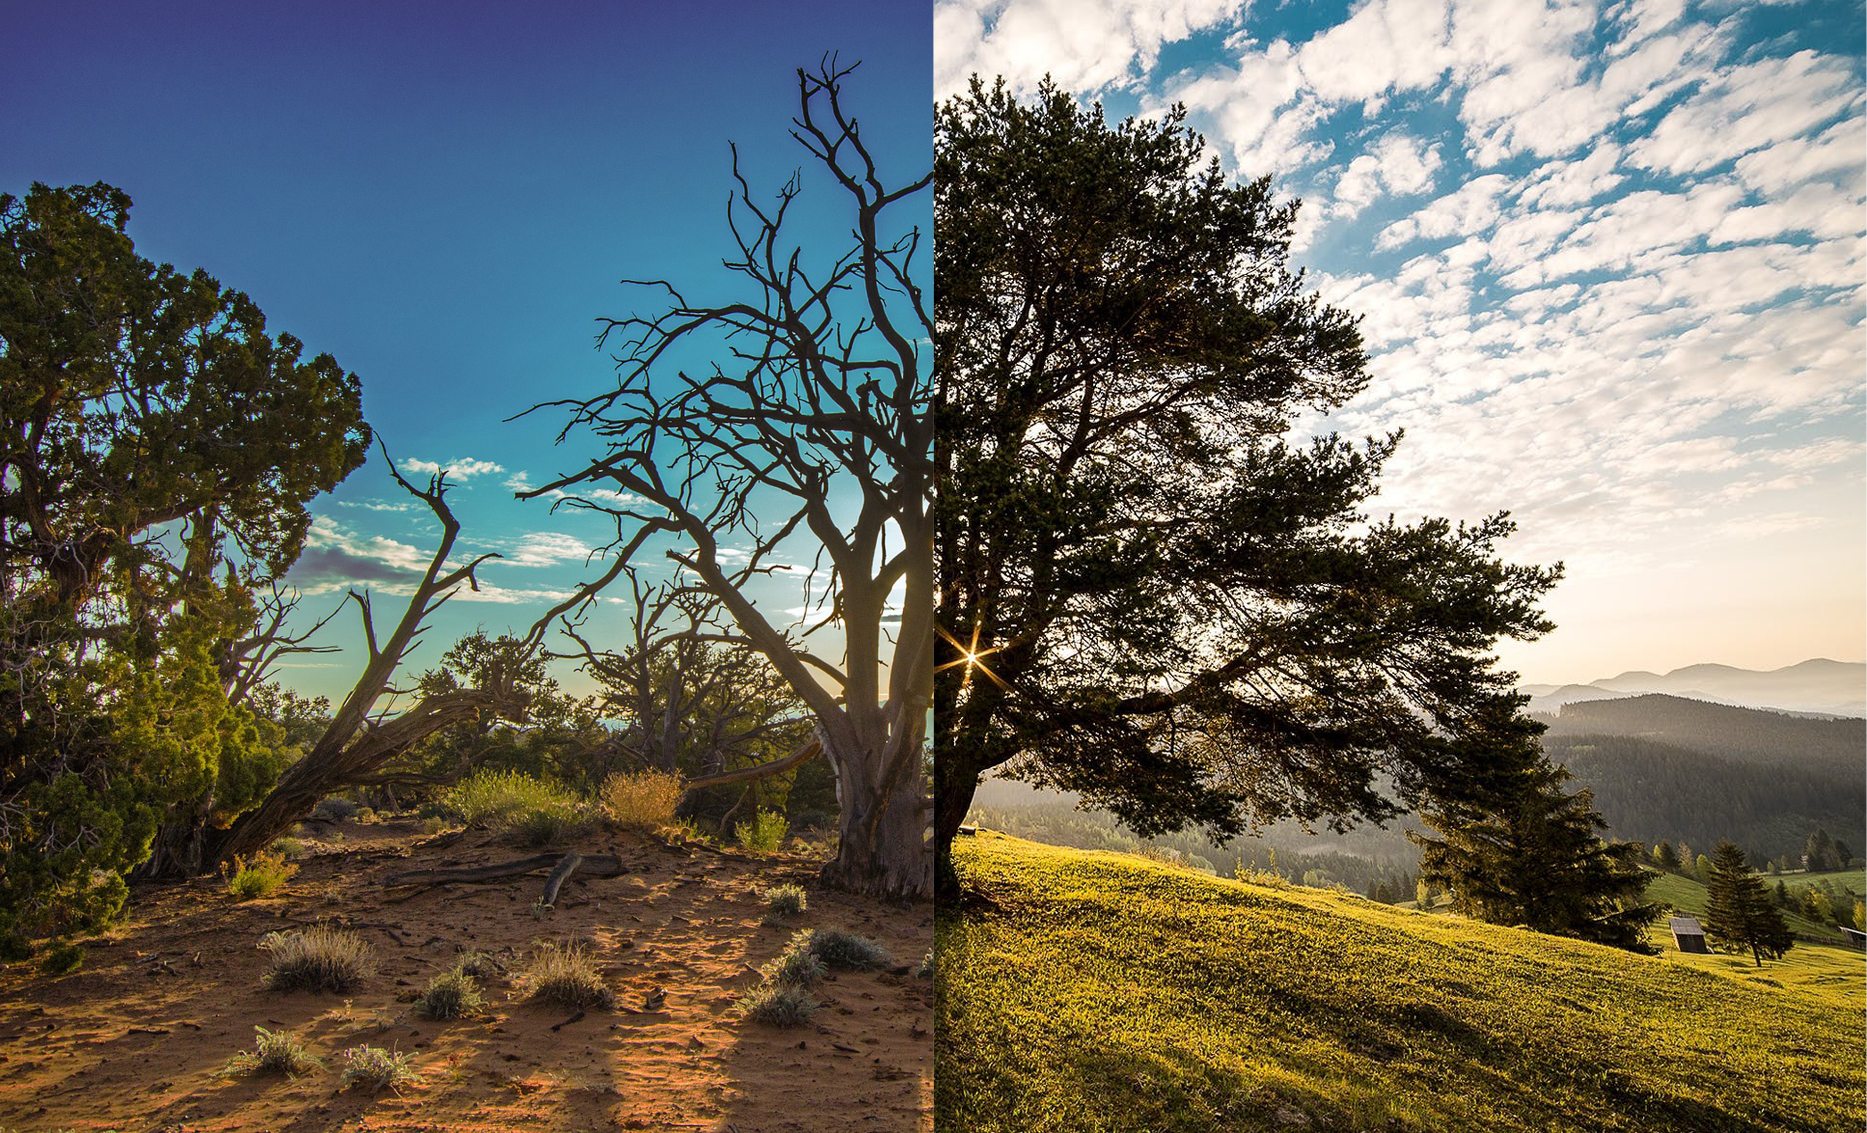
[414, 968, 484, 1019]
[802, 928, 892, 971]
[600, 770, 685, 829]
[339, 1044, 418, 1092]
[38, 940, 83, 976]
[763, 883, 808, 920]
[760, 939, 827, 987]
[227, 850, 297, 899]
[522, 940, 614, 1009]
[736, 982, 819, 1027]
[260, 926, 374, 993]
[508, 801, 592, 848]
[270, 837, 305, 859]
[734, 808, 789, 852]
[313, 797, 358, 820]
[444, 770, 580, 828]
[228, 1025, 320, 1077]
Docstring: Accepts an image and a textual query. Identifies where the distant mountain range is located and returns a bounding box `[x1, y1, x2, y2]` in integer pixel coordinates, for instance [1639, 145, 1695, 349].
[1522, 659, 1865, 718]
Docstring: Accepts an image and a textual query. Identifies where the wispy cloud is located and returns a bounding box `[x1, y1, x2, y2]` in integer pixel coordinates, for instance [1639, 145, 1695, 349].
[403, 456, 506, 480]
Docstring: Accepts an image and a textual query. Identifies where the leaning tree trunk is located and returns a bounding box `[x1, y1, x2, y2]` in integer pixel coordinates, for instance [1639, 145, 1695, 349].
[932, 753, 983, 901]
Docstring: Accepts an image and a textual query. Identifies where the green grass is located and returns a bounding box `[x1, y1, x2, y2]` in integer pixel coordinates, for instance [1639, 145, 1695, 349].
[939, 833, 1864, 1133]
[1645, 871, 1846, 943]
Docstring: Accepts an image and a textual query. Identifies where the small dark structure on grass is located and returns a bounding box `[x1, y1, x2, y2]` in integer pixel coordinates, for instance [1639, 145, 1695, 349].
[1670, 915, 1710, 953]
[1841, 926, 1866, 950]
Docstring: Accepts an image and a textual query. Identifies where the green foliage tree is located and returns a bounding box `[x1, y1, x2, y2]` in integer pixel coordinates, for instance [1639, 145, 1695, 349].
[932, 79, 1559, 894]
[1695, 854, 1714, 885]
[1703, 840, 1792, 966]
[1653, 840, 1680, 871]
[1410, 738, 1660, 951]
[0, 182, 369, 953]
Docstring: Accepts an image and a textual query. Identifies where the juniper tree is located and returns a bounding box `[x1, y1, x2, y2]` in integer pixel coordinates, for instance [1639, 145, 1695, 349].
[1703, 840, 1792, 967]
[1409, 714, 1660, 951]
[933, 79, 1559, 894]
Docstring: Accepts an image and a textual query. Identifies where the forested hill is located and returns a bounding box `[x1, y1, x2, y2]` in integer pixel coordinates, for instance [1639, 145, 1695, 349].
[1536, 695, 1864, 860]
[1539, 694, 1863, 772]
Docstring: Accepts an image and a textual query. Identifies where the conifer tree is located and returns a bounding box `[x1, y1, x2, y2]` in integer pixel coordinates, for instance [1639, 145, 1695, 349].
[1653, 840, 1680, 871]
[1410, 728, 1660, 951]
[1703, 840, 1793, 967]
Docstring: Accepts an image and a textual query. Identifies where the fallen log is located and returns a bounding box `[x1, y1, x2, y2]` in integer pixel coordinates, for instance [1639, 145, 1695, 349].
[382, 853, 626, 888]
[540, 852, 583, 906]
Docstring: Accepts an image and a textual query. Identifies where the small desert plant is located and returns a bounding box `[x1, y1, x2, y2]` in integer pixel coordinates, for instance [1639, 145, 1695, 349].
[270, 836, 305, 859]
[801, 928, 892, 971]
[443, 769, 580, 827]
[413, 968, 484, 1019]
[353, 806, 376, 823]
[734, 808, 789, 852]
[760, 939, 827, 987]
[452, 949, 502, 979]
[736, 982, 819, 1027]
[228, 1025, 321, 1077]
[339, 1044, 418, 1092]
[521, 940, 614, 1009]
[261, 926, 375, 993]
[38, 940, 83, 975]
[600, 770, 685, 829]
[763, 883, 808, 919]
[418, 816, 449, 835]
[508, 800, 592, 848]
[313, 797, 359, 821]
[915, 949, 933, 978]
[227, 850, 297, 899]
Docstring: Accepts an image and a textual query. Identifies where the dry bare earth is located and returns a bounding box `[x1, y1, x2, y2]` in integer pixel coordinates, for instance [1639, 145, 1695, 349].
[0, 819, 932, 1132]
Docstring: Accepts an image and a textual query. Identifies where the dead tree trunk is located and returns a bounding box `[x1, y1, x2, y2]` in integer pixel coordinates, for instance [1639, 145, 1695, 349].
[134, 454, 519, 880]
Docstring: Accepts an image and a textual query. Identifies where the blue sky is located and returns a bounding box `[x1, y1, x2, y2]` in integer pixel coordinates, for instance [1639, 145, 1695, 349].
[5, 1, 930, 701]
[938, 0, 1866, 683]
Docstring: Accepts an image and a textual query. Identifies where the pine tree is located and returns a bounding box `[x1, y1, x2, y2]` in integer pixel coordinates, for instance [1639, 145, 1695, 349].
[1654, 840, 1680, 871]
[1703, 840, 1793, 967]
[1410, 734, 1661, 951]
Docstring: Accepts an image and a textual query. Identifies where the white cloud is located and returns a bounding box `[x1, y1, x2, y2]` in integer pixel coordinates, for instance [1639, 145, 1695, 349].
[403, 456, 506, 480]
[935, 0, 1247, 99]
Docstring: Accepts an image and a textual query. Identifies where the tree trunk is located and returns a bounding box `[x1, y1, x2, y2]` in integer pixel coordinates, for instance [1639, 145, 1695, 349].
[821, 766, 930, 899]
[933, 756, 982, 901]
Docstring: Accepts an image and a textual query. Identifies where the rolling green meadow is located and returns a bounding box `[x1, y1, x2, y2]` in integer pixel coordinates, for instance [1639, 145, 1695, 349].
[936, 834, 1864, 1133]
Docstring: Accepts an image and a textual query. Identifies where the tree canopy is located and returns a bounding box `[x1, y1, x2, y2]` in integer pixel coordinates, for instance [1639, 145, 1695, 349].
[0, 181, 370, 948]
[932, 80, 1560, 889]
[1704, 839, 1793, 967]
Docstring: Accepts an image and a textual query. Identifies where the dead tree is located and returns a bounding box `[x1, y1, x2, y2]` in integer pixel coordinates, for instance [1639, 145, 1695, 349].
[137, 455, 531, 877]
[524, 59, 933, 897]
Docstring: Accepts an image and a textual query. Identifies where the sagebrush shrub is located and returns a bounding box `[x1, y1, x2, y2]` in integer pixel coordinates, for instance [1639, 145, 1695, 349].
[801, 928, 892, 971]
[522, 941, 614, 1009]
[763, 883, 808, 919]
[229, 1025, 320, 1076]
[261, 926, 374, 993]
[600, 770, 685, 829]
[227, 850, 297, 899]
[737, 982, 819, 1027]
[760, 940, 827, 987]
[452, 949, 501, 979]
[735, 808, 789, 852]
[313, 797, 358, 821]
[508, 801, 592, 848]
[339, 1044, 417, 1092]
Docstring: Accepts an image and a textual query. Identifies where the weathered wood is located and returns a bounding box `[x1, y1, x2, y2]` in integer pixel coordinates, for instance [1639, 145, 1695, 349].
[382, 854, 625, 888]
[540, 852, 583, 906]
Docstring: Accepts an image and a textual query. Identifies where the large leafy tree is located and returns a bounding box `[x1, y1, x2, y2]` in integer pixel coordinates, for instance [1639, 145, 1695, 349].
[1409, 718, 1661, 950]
[0, 182, 370, 946]
[1703, 839, 1793, 967]
[933, 80, 1560, 893]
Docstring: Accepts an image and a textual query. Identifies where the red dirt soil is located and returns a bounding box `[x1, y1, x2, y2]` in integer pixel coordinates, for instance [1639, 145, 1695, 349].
[0, 820, 933, 1132]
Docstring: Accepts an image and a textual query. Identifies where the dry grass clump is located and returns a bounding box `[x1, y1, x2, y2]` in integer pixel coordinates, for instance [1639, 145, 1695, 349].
[736, 982, 819, 1027]
[413, 968, 485, 1019]
[522, 940, 614, 1009]
[508, 800, 593, 848]
[803, 928, 892, 971]
[452, 949, 503, 979]
[227, 1025, 321, 1077]
[338, 1044, 418, 1093]
[763, 883, 808, 920]
[600, 770, 685, 829]
[260, 926, 374, 993]
[227, 850, 297, 899]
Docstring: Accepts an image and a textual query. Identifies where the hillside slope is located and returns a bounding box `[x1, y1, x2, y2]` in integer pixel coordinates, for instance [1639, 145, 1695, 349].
[938, 834, 1862, 1133]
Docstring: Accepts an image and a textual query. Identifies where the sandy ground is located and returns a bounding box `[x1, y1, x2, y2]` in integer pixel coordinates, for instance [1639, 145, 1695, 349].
[0, 820, 933, 1132]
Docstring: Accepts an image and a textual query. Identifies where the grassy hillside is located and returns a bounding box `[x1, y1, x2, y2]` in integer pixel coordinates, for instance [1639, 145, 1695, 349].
[938, 833, 1863, 1133]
